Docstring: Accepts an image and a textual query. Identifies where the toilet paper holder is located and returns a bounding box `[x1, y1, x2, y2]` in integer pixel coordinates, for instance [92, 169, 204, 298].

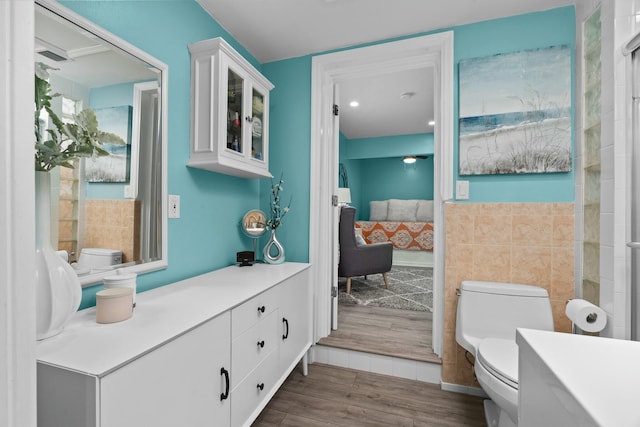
[565, 299, 599, 323]
[565, 298, 606, 334]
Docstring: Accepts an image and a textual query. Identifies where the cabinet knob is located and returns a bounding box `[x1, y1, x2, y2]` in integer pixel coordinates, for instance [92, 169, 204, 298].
[245, 116, 253, 123]
[257, 340, 265, 348]
[257, 305, 265, 314]
[257, 383, 265, 391]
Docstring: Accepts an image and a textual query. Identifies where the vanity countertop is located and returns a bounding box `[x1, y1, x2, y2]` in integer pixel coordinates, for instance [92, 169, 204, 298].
[517, 328, 640, 427]
[36, 262, 311, 377]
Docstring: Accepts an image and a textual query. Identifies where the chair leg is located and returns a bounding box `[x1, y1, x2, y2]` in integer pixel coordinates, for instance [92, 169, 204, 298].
[346, 277, 352, 294]
[382, 272, 389, 289]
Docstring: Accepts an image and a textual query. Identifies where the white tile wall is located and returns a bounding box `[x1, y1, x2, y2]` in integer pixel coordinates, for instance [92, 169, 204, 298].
[594, 0, 636, 339]
[310, 345, 442, 384]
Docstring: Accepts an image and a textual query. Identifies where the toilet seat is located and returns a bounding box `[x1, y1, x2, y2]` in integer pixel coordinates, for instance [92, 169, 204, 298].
[477, 338, 519, 390]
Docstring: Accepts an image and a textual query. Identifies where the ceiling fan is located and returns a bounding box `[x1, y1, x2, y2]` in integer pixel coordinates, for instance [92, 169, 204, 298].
[402, 155, 429, 164]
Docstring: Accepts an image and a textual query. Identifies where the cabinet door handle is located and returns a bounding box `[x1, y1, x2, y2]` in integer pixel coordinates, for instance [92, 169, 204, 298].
[257, 305, 265, 314]
[257, 340, 265, 348]
[257, 382, 264, 391]
[220, 367, 230, 401]
[282, 317, 289, 340]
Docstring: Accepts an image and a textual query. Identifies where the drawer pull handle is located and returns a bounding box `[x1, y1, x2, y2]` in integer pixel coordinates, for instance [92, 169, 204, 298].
[257, 382, 264, 391]
[257, 340, 265, 348]
[282, 317, 289, 340]
[220, 367, 230, 401]
[258, 305, 265, 314]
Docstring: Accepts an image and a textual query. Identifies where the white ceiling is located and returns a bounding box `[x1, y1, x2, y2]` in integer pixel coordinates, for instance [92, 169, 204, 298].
[197, 0, 576, 64]
[35, 6, 157, 88]
[198, 0, 576, 141]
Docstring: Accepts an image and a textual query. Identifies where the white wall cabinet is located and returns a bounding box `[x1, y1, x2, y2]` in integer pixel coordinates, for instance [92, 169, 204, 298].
[188, 37, 274, 178]
[37, 263, 311, 427]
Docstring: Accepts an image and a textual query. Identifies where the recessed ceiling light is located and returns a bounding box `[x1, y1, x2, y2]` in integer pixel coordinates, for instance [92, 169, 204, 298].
[428, 120, 435, 126]
[400, 91, 415, 100]
[349, 101, 359, 107]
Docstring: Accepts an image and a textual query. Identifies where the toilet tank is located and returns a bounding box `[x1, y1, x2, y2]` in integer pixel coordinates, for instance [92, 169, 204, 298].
[78, 248, 122, 270]
[455, 280, 554, 356]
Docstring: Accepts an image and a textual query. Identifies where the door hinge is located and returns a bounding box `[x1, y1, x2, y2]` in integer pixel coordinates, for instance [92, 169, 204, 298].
[332, 195, 338, 206]
[331, 286, 338, 298]
[333, 104, 339, 116]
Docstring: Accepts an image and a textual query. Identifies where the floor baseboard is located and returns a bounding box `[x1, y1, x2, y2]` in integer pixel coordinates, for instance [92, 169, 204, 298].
[441, 381, 488, 398]
[310, 344, 442, 385]
[392, 249, 434, 268]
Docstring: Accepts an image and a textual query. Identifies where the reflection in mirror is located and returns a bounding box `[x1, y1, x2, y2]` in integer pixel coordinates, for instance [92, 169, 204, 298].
[242, 210, 266, 258]
[242, 210, 267, 238]
[35, 0, 168, 286]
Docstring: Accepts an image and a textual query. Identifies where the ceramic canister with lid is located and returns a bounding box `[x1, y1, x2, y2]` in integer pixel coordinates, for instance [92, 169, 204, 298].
[95, 288, 134, 324]
[103, 271, 137, 306]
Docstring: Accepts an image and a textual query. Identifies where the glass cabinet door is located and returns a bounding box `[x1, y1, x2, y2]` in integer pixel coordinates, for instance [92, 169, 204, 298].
[251, 88, 265, 161]
[227, 69, 244, 154]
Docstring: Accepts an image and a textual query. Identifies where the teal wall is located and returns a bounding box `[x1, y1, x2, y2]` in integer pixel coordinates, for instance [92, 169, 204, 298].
[258, 56, 312, 263]
[62, 1, 575, 307]
[338, 132, 363, 213]
[263, 6, 575, 277]
[346, 133, 434, 160]
[339, 133, 435, 220]
[358, 158, 434, 220]
[451, 7, 575, 202]
[62, 1, 268, 308]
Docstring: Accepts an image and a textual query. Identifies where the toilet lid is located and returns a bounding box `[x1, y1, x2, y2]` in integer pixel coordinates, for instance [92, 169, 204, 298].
[477, 338, 519, 390]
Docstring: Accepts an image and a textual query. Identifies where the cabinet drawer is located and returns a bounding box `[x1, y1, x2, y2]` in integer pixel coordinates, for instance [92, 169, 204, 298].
[231, 287, 278, 338]
[231, 349, 279, 427]
[231, 310, 278, 390]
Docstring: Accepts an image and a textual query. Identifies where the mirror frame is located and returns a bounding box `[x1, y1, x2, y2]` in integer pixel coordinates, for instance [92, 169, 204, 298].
[36, 0, 168, 286]
[241, 209, 267, 238]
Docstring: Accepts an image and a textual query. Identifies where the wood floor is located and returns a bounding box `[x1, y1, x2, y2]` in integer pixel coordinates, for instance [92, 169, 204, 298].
[252, 363, 487, 426]
[318, 304, 440, 363]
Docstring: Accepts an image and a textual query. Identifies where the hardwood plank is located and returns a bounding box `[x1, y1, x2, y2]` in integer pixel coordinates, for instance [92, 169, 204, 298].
[318, 304, 439, 363]
[252, 364, 486, 427]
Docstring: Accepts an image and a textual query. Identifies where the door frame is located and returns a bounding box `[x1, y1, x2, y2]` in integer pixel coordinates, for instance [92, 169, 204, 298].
[1, 1, 37, 425]
[309, 32, 454, 356]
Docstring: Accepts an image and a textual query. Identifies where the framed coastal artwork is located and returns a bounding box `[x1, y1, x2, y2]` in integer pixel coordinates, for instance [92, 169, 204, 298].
[458, 45, 572, 175]
[84, 105, 132, 183]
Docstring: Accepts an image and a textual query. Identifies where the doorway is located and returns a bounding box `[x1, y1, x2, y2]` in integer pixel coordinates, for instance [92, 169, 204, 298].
[309, 32, 454, 358]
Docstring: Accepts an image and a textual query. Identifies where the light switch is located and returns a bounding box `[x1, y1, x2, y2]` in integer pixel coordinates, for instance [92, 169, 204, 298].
[456, 180, 469, 200]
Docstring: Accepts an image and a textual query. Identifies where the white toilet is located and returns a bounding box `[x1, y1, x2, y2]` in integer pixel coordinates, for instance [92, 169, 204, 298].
[77, 248, 122, 271]
[455, 281, 554, 427]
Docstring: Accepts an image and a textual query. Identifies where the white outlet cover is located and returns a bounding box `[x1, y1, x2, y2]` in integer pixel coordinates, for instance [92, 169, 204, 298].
[456, 180, 469, 200]
[168, 194, 180, 218]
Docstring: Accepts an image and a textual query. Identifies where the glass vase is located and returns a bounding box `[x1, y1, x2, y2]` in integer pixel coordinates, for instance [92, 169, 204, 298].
[263, 228, 285, 265]
[35, 171, 82, 340]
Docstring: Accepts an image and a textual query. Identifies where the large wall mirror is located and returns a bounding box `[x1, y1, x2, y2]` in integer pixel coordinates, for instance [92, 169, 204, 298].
[35, 0, 168, 286]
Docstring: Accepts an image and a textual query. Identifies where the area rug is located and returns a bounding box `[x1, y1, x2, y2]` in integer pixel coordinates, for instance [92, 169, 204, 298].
[338, 266, 433, 312]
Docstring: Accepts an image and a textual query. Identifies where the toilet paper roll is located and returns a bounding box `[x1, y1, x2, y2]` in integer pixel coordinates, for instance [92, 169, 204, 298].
[565, 299, 607, 333]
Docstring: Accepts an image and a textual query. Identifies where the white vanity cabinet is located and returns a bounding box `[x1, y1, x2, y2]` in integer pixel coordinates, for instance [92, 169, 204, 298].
[37, 312, 231, 427]
[188, 37, 274, 178]
[37, 263, 311, 427]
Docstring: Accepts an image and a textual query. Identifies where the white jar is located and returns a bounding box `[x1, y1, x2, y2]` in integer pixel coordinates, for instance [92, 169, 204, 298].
[103, 272, 137, 306]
